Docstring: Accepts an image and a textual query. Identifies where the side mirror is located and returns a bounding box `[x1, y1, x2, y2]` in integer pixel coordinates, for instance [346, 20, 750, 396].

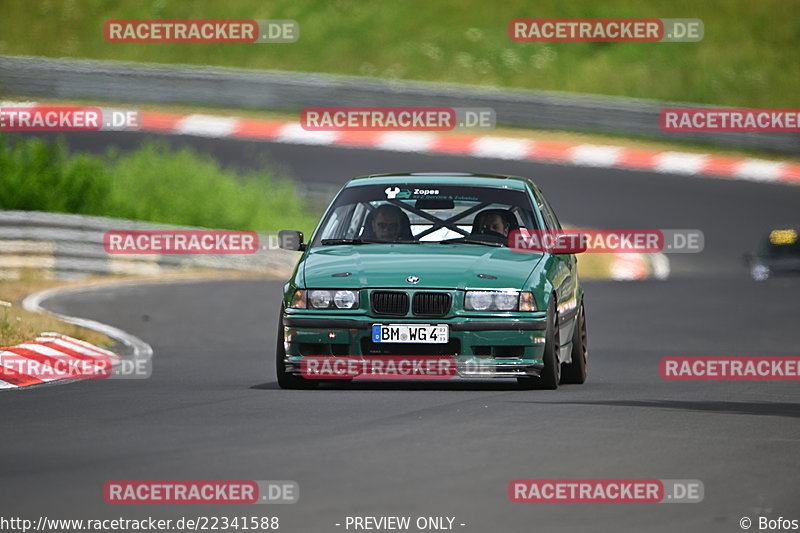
[278, 230, 306, 251]
[566, 233, 588, 254]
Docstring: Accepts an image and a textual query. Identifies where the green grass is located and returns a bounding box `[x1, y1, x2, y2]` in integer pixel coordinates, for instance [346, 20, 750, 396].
[0, 0, 797, 107]
[0, 135, 319, 234]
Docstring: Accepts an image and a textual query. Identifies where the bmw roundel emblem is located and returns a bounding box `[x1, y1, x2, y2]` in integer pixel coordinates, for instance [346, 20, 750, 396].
[406, 275, 420, 284]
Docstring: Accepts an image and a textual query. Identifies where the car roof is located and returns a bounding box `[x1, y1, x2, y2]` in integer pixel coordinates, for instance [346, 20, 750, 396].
[345, 172, 534, 190]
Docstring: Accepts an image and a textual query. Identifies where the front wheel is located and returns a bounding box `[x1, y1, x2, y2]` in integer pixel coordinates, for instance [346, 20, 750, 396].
[560, 302, 588, 384]
[518, 298, 560, 390]
[276, 308, 318, 390]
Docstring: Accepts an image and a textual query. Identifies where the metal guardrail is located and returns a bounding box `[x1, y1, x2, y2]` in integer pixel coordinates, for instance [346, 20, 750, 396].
[0, 211, 299, 280]
[1, 55, 798, 155]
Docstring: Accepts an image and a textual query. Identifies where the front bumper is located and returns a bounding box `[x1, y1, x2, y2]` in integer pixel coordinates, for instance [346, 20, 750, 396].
[281, 314, 548, 378]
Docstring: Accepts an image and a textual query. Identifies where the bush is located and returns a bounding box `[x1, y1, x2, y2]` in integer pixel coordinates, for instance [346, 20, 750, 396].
[0, 135, 318, 233]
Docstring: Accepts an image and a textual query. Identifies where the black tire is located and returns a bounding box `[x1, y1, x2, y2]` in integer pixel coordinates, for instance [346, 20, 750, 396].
[560, 302, 588, 385]
[518, 298, 560, 390]
[276, 308, 318, 390]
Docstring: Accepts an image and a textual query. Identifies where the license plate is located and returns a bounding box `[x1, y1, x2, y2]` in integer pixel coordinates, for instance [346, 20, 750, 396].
[372, 324, 449, 344]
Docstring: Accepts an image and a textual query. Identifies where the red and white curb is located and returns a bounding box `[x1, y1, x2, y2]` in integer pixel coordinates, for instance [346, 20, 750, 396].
[11, 282, 155, 391]
[3, 100, 797, 185]
[0, 333, 119, 389]
[142, 112, 800, 184]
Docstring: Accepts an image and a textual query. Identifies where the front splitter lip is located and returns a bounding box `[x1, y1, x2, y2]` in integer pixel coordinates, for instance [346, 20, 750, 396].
[456, 363, 543, 378]
[284, 358, 543, 379]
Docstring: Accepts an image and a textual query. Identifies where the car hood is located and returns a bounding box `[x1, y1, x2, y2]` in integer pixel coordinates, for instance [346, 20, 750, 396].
[300, 244, 543, 290]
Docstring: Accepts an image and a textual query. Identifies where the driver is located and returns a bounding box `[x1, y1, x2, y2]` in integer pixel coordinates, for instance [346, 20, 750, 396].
[475, 212, 510, 237]
[370, 204, 411, 241]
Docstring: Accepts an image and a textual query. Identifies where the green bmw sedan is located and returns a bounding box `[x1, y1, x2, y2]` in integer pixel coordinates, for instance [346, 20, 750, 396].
[276, 173, 588, 390]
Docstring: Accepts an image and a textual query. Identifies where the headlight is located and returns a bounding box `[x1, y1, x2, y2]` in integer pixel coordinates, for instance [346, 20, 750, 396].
[494, 292, 519, 311]
[465, 290, 522, 311]
[333, 290, 358, 309]
[309, 290, 332, 309]
[301, 289, 360, 310]
[465, 291, 494, 311]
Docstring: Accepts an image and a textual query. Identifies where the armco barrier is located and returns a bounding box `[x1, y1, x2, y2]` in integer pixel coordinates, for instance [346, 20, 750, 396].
[0, 211, 299, 280]
[1, 55, 798, 155]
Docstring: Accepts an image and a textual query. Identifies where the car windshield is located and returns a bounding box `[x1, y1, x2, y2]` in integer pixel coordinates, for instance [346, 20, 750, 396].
[311, 183, 539, 248]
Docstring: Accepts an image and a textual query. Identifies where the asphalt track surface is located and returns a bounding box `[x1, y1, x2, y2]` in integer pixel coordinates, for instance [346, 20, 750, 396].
[1, 131, 799, 532]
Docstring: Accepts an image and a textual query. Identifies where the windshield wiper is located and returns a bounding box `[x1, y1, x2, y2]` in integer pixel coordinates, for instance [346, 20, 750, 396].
[440, 238, 504, 247]
[320, 238, 375, 245]
[321, 238, 420, 246]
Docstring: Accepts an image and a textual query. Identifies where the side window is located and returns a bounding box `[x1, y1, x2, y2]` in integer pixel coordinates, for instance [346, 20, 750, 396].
[541, 195, 563, 231]
[532, 189, 559, 230]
